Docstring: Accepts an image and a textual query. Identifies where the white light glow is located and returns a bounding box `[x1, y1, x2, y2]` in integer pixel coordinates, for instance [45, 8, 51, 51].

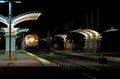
[78, 32, 89, 39]
[84, 29, 100, 39]
[0, 16, 8, 26]
[70, 29, 82, 33]
[30, 37, 35, 42]
[0, 12, 41, 28]
[12, 13, 41, 27]
[104, 27, 119, 32]
[1, 28, 19, 32]
[84, 31, 93, 38]
[70, 29, 90, 39]
[70, 29, 101, 40]
[25, 35, 38, 46]
[14, 1, 21, 3]
[0, 1, 7, 3]
[55, 34, 67, 42]
[16, 28, 29, 35]
[35, 40, 38, 42]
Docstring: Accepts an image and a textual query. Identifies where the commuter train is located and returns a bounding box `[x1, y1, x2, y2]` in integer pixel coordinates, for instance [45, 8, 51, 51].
[21, 34, 39, 51]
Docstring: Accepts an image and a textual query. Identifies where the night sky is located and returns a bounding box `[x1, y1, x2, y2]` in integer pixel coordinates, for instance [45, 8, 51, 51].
[0, 0, 120, 37]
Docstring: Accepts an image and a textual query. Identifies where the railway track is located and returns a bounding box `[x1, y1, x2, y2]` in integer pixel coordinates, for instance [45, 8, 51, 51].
[19, 50, 120, 78]
[32, 52, 101, 79]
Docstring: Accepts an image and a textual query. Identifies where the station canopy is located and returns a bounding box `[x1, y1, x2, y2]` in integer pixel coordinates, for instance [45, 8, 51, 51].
[0, 11, 41, 32]
[0, 11, 41, 28]
[70, 29, 102, 40]
[55, 34, 68, 42]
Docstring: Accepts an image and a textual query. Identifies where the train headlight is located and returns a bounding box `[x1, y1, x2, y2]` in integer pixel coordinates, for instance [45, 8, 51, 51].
[30, 37, 35, 42]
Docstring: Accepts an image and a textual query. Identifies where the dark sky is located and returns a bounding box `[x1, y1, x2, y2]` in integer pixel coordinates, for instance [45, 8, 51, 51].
[0, 0, 120, 37]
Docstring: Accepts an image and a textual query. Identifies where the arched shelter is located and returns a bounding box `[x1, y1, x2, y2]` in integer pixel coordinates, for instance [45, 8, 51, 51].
[70, 29, 102, 53]
[54, 34, 72, 50]
[55, 34, 68, 43]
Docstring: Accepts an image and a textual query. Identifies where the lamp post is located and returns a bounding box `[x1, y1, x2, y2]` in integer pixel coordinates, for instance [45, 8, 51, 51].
[8, 0, 12, 63]
[0, 0, 21, 62]
[99, 27, 119, 65]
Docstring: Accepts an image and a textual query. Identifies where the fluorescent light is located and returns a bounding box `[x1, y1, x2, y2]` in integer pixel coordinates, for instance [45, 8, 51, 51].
[14, 1, 21, 3]
[0, 1, 7, 3]
[0, 1, 22, 3]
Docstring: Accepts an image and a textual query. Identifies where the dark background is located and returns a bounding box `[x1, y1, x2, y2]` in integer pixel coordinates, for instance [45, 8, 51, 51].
[0, 0, 120, 52]
[0, 0, 120, 36]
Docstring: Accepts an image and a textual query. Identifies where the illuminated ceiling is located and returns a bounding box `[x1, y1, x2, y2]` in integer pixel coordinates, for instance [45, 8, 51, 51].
[70, 29, 102, 40]
[0, 11, 41, 28]
[55, 34, 67, 42]
[0, 11, 41, 32]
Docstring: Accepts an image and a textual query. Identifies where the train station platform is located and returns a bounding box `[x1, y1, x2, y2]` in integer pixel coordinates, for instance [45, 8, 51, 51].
[0, 50, 61, 78]
[0, 50, 57, 66]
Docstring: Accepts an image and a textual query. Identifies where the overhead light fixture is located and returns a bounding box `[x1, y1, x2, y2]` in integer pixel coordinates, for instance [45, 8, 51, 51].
[14, 1, 21, 3]
[0, 0, 7, 3]
[0, 0, 21, 3]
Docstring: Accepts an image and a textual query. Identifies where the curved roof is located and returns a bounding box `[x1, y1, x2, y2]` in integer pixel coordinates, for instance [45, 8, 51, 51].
[83, 29, 101, 39]
[16, 28, 29, 35]
[104, 27, 119, 32]
[78, 31, 89, 39]
[0, 15, 8, 26]
[55, 34, 67, 42]
[70, 29, 101, 40]
[0, 11, 41, 28]
[12, 12, 41, 27]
